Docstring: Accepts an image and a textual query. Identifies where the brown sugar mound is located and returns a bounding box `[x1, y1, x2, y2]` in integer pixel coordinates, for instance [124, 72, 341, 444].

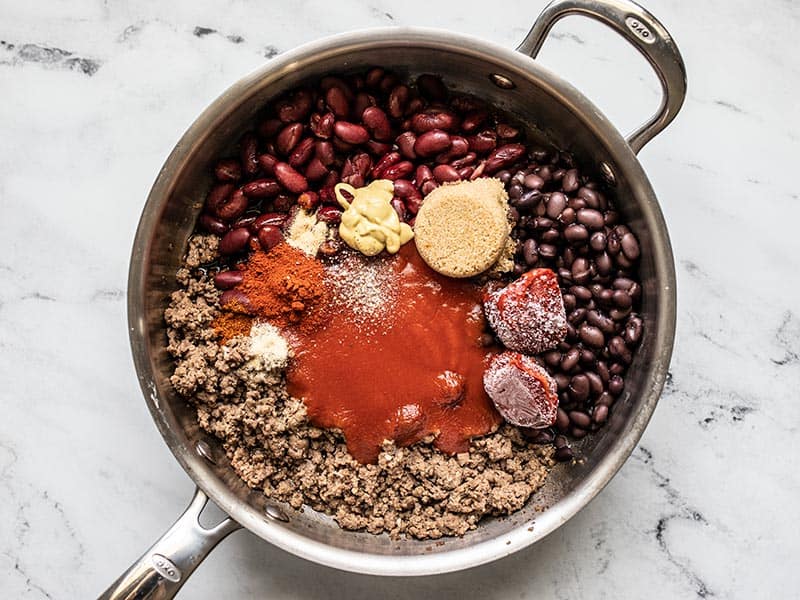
[413, 178, 511, 278]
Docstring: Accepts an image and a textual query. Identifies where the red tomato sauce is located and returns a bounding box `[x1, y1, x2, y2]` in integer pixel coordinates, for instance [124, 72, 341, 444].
[286, 243, 502, 464]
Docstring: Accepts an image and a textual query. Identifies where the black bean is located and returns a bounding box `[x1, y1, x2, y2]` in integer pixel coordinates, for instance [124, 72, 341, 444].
[580, 348, 596, 365]
[609, 335, 632, 364]
[523, 239, 539, 265]
[552, 168, 565, 181]
[516, 189, 541, 210]
[607, 233, 621, 255]
[571, 427, 588, 439]
[569, 374, 590, 401]
[593, 404, 609, 424]
[555, 412, 570, 433]
[538, 243, 557, 259]
[524, 174, 545, 190]
[577, 186, 600, 208]
[536, 166, 552, 181]
[562, 169, 580, 192]
[569, 410, 591, 428]
[543, 350, 562, 369]
[562, 247, 576, 268]
[560, 347, 580, 371]
[508, 183, 523, 200]
[615, 253, 634, 269]
[587, 310, 615, 334]
[596, 361, 610, 384]
[571, 257, 592, 284]
[624, 316, 643, 345]
[614, 277, 635, 291]
[564, 224, 589, 243]
[597, 391, 613, 406]
[496, 170, 512, 184]
[569, 197, 587, 210]
[513, 262, 527, 276]
[571, 285, 592, 302]
[562, 293, 576, 311]
[577, 208, 604, 230]
[568, 308, 587, 325]
[546, 192, 567, 218]
[608, 375, 625, 396]
[559, 207, 576, 225]
[586, 371, 603, 397]
[589, 231, 607, 251]
[612, 289, 633, 309]
[542, 228, 560, 243]
[558, 267, 573, 284]
[579, 323, 605, 348]
[604, 209, 619, 225]
[609, 363, 624, 376]
[535, 217, 554, 229]
[610, 307, 632, 321]
[595, 252, 613, 276]
[554, 373, 570, 391]
[555, 446, 574, 462]
[525, 428, 555, 444]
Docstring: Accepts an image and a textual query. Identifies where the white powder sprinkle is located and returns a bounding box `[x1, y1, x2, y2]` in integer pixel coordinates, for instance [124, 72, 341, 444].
[247, 322, 289, 372]
[286, 209, 329, 257]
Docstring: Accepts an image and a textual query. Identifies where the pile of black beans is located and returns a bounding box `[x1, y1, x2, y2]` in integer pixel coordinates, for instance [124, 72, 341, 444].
[497, 154, 643, 461]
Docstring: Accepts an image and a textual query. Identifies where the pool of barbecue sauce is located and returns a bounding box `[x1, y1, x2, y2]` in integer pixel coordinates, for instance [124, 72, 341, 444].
[286, 243, 502, 464]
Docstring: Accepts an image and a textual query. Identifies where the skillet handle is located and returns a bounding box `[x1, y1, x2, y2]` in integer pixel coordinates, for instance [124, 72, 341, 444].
[98, 488, 241, 600]
[517, 0, 687, 154]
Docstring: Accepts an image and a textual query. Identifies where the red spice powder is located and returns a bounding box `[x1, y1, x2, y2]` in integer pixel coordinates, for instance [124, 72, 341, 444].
[233, 243, 329, 333]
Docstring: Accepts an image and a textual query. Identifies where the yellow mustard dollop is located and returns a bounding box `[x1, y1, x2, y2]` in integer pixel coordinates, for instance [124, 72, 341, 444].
[335, 180, 414, 256]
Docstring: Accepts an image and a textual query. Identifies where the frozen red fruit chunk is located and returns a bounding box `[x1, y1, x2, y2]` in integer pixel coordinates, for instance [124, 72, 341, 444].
[483, 351, 558, 428]
[483, 268, 567, 354]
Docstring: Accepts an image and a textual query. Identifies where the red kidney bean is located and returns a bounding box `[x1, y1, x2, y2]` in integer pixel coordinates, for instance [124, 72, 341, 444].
[219, 227, 251, 255]
[435, 135, 468, 163]
[219, 289, 251, 311]
[354, 92, 376, 119]
[379, 72, 400, 94]
[392, 179, 416, 198]
[272, 194, 294, 212]
[414, 129, 451, 157]
[242, 178, 280, 198]
[252, 212, 288, 232]
[198, 213, 229, 235]
[415, 164, 434, 186]
[411, 109, 460, 133]
[240, 133, 259, 176]
[387, 84, 409, 118]
[372, 151, 401, 179]
[450, 152, 476, 169]
[404, 195, 423, 215]
[466, 130, 497, 154]
[365, 66, 384, 89]
[390, 198, 406, 221]
[288, 137, 315, 168]
[214, 159, 241, 182]
[310, 112, 335, 139]
[341, 153, 372, 187]
[433, 164, 460, 183]
[361, 106, 392, 141]
[325, 86, 350, 118]
[276, 88, 313, 123]
[317, 205, 342, 223]
[257, 118, 283, 139]
[214, 189, 248, 221]
[314, 140, 335, 166]
[484, 143, 526, 174]
[257, 153, 277, 174]
[276, 122, 304, 155]
[496, 123, 519, 140]
[274, 162, 308, 193]
[304, 157, 328, 181]
[334, 121, 369, 145]
[234, 214, 259, 232]
[364, 140, 392, 156]
[395, 131, 417, 159]
[457, 166, 474, 180]
[461, 109, 488, 133]
[257, 225, 283, 251]
[205, 183, 234, 213]
[416, 74, 448, 101]
[382, 160, 414, 181]
[214, 270, 243, 289]
[421, 179, 439, 195]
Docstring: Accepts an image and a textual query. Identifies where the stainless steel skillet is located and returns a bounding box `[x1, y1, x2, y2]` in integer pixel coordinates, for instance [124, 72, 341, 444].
[103, 0, 685, 596]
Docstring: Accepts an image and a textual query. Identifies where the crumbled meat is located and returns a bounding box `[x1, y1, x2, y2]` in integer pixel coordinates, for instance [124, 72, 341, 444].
[165, 244, 553, 540]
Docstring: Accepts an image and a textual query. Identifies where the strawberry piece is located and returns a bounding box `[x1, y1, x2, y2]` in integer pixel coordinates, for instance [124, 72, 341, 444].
[483, 268, 567, 354]
[483, 352, 558, 428]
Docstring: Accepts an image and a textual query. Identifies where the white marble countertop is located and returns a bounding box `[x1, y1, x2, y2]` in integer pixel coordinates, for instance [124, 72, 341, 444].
[1, 0, 798, 597]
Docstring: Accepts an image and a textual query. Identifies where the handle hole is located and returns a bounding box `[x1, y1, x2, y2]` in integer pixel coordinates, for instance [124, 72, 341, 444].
[197, 497, 231, 529]
[535, 18, 661, 139]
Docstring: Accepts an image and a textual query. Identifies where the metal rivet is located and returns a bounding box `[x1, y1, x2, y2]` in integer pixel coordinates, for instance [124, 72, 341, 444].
[195, 440, 216, 464]
[489, 73, 516, 89]
[599, 161, 617, 187]
[265, 503, 289, 522]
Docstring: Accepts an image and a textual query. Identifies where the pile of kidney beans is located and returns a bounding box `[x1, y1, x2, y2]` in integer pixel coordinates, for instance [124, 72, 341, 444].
[196, 68, 644, 462]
